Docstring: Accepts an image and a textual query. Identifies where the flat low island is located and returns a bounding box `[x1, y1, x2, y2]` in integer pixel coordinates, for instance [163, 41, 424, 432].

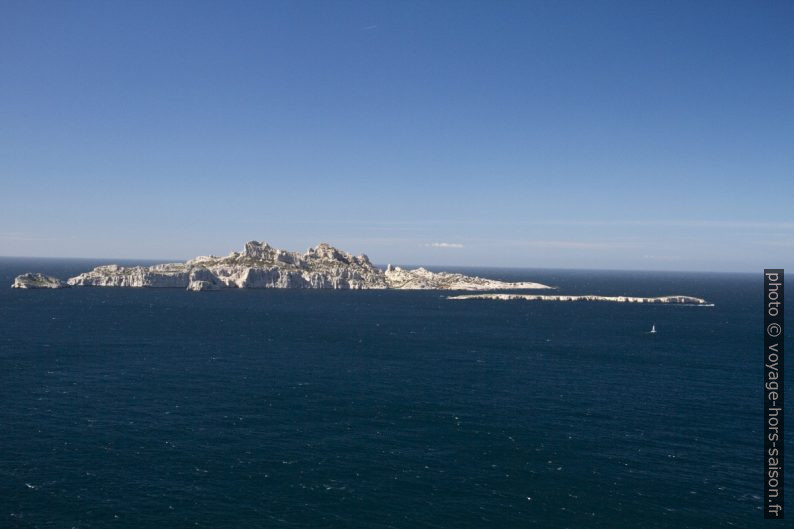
[448, 293, 711, 305]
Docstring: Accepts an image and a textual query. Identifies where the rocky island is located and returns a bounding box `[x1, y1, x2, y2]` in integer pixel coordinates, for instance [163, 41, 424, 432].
[11, 273, 68, 289]
[13, 241, 551, 291]
[10, 241, 711, 305]
[448, 293, 711, 305]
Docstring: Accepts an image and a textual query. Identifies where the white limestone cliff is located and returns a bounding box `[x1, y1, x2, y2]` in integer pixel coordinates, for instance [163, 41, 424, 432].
[384, 265, 549, 291]
[62, 241, 553, 291]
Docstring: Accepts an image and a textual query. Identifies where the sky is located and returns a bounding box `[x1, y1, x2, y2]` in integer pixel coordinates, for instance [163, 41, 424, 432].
[1, 0, 792, 271]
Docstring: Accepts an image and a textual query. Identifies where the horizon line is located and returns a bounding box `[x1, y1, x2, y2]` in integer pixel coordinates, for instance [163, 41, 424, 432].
[0, 253, 760, 276]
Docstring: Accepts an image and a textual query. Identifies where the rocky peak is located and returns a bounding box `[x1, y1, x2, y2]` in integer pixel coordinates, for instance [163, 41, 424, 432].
[305, 243, 351, 264]
[243, 240, 273, 259]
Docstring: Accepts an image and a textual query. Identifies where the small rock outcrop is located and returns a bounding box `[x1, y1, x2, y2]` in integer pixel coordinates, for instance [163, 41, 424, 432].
[12, 273, 67, 289]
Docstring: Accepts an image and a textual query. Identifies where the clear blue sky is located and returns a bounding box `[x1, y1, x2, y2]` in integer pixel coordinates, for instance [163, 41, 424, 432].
[1, 0, 792, 271]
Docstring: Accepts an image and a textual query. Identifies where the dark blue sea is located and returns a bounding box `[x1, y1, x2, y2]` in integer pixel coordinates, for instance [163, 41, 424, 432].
[0, 258, 787, 528]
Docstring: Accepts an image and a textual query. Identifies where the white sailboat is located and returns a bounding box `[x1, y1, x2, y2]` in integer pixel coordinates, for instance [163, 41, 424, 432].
[649, 324, 657, 334]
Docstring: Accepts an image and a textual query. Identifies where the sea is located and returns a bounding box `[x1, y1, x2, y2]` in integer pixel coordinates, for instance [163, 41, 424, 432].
[0, 258, 786, 528]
